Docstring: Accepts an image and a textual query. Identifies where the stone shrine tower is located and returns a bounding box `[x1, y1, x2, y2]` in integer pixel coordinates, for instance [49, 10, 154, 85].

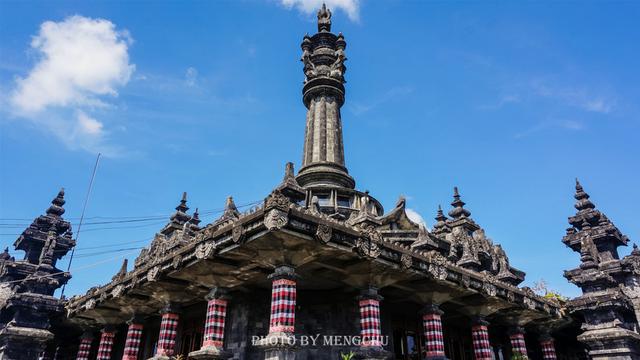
[0, 189, 76, 359]
[563, 180, 640, 359]
[296, 4, 383, 219]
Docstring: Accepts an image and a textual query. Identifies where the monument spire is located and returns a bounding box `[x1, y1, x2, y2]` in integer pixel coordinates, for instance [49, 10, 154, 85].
[296, 4, 355, 189]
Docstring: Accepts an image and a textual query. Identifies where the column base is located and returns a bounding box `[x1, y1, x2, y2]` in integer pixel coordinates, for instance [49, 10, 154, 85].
[189, 345, 231, 360]
[256, 332, 297, 360]
[354, 346, 392, 360]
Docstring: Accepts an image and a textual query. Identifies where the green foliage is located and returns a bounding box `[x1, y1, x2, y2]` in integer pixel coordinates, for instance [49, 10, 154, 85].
[340, 351, 355, 360]
[511, 352, 529, 360]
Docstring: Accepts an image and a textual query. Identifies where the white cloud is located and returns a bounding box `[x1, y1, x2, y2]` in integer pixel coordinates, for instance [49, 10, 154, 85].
[531, 80, 615, 114]
[7, 15, 134, 155]
[406, 208, 428, 229]
[76, 111, 104, 135]
[185, 67, 198, 87]
[280, 0, 360, 21]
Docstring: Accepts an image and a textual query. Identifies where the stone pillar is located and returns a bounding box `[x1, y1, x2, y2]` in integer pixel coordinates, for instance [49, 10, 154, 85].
[421, 304, 446, 360]
[75, 332, 94, 360]
[508, 327, 528, 358]
[257, 265, 298, 360]
[539, 334, 557, 360]
[189, 287, 231, 359]
[122, 316, 144, 360]
[150, 303, 180, 360]
[355, 287, 390, 360]
[470, 317, 492, 360]
[97, 326, 116, 360]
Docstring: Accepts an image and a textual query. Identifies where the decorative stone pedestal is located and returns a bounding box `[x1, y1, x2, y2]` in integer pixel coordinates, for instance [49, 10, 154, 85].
[257, 332, 297, 360]
[0, 326, 52, 360]
[188, 346, 231, 360]
[353, 347, 392, 360]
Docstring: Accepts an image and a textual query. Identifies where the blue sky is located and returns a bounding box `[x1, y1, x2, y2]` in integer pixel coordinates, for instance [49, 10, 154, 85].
[0, 0, 638, 298]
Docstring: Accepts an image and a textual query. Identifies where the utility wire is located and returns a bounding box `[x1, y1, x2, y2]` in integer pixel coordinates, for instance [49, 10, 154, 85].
[61, 153, 101, 298]
[0, 248, 142, 286]
[0, 200, 262, 223]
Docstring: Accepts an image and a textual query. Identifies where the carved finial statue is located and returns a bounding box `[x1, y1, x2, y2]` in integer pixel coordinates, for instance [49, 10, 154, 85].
[448, 187, 471, 219]
[317, 3, 332, 32]
[168, 192, 191, 226]
[46, 188, 66, 217]
[112, 258, 128, 281]
[574, 178, 595, 211]
[224, 196, 240, 218]
[178, 192, 189, 212]
[284, 162, 295, 181]
[0, 247, 10, 261]
[189, 208, 201, 231]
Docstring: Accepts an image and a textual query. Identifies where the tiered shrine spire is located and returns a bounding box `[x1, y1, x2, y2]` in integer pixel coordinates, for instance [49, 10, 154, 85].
[0, 189, 76, 359]
[296, 3, 353, 189]
[562, 180, 640, 357]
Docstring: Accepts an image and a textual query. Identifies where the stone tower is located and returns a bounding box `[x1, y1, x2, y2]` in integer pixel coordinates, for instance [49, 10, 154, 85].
[296, 4, 383, 218]
[0, 189, 76, 359]
[563, 180, 640, 359]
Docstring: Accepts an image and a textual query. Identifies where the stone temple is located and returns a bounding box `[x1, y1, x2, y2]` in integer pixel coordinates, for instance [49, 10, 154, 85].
[1, 4, 639, 360]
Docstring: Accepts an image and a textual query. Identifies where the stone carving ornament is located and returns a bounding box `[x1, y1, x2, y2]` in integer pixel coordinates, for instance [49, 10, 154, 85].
[147, 266, 161, 282]
[232, 224, 245, 243]
[172, 255, 182, 269]
[524, 296, 537, 310]
[356, 237, 381, 259]
[357, 223, 383, 243]
[400, 253, 413, 270]
[265, 190, 291, 211]
[195, 241, 216, 259]
[264, 208, 288, 231]
[428, 264, 448, 281]
[111, 284, 125, 298]
[85, 298, 96, 310]
[315, 224, 332, 243]
[482, 282, 498, 297]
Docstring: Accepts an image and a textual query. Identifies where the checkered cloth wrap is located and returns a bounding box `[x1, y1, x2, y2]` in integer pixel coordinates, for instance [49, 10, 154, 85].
[156, 312, 180, 356]
[422, 313, 445, 357]
[203, 298, 228, 347]
[509, 332, 528, 357]
[471, 324, 492, 360]
[359, 299, 382, 347]
[122, 323, 144, 360]
[75, 336, 93, 360]
[541, 340, 557, 360]
[269, 279, 296, 333]
[96, 331, 115, 360]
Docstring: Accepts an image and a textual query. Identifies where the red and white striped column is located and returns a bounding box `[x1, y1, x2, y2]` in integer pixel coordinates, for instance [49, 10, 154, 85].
[358, 288, 384, 347]
[75, 332, 93, 360]
[155, 303, 180, 358]
[189, 288, 231, 359]
[471, 317, 492, 360]
[268, 267, 297, 334]
[96, 326, 116, 360]
[122, 315, 144, 360]
[540, 334, 557, 360]
[509, 327, 528, 358]
[421, 304, 445, 359]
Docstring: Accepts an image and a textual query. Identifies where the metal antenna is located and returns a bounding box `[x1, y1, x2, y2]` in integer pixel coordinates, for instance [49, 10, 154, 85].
[60, 153, 101, 298]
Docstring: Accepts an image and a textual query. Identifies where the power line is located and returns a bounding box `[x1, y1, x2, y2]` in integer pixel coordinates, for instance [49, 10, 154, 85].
[0, 249, 142, 286]
[61, 153, 101, 297]
[0, 200, 263, 223]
